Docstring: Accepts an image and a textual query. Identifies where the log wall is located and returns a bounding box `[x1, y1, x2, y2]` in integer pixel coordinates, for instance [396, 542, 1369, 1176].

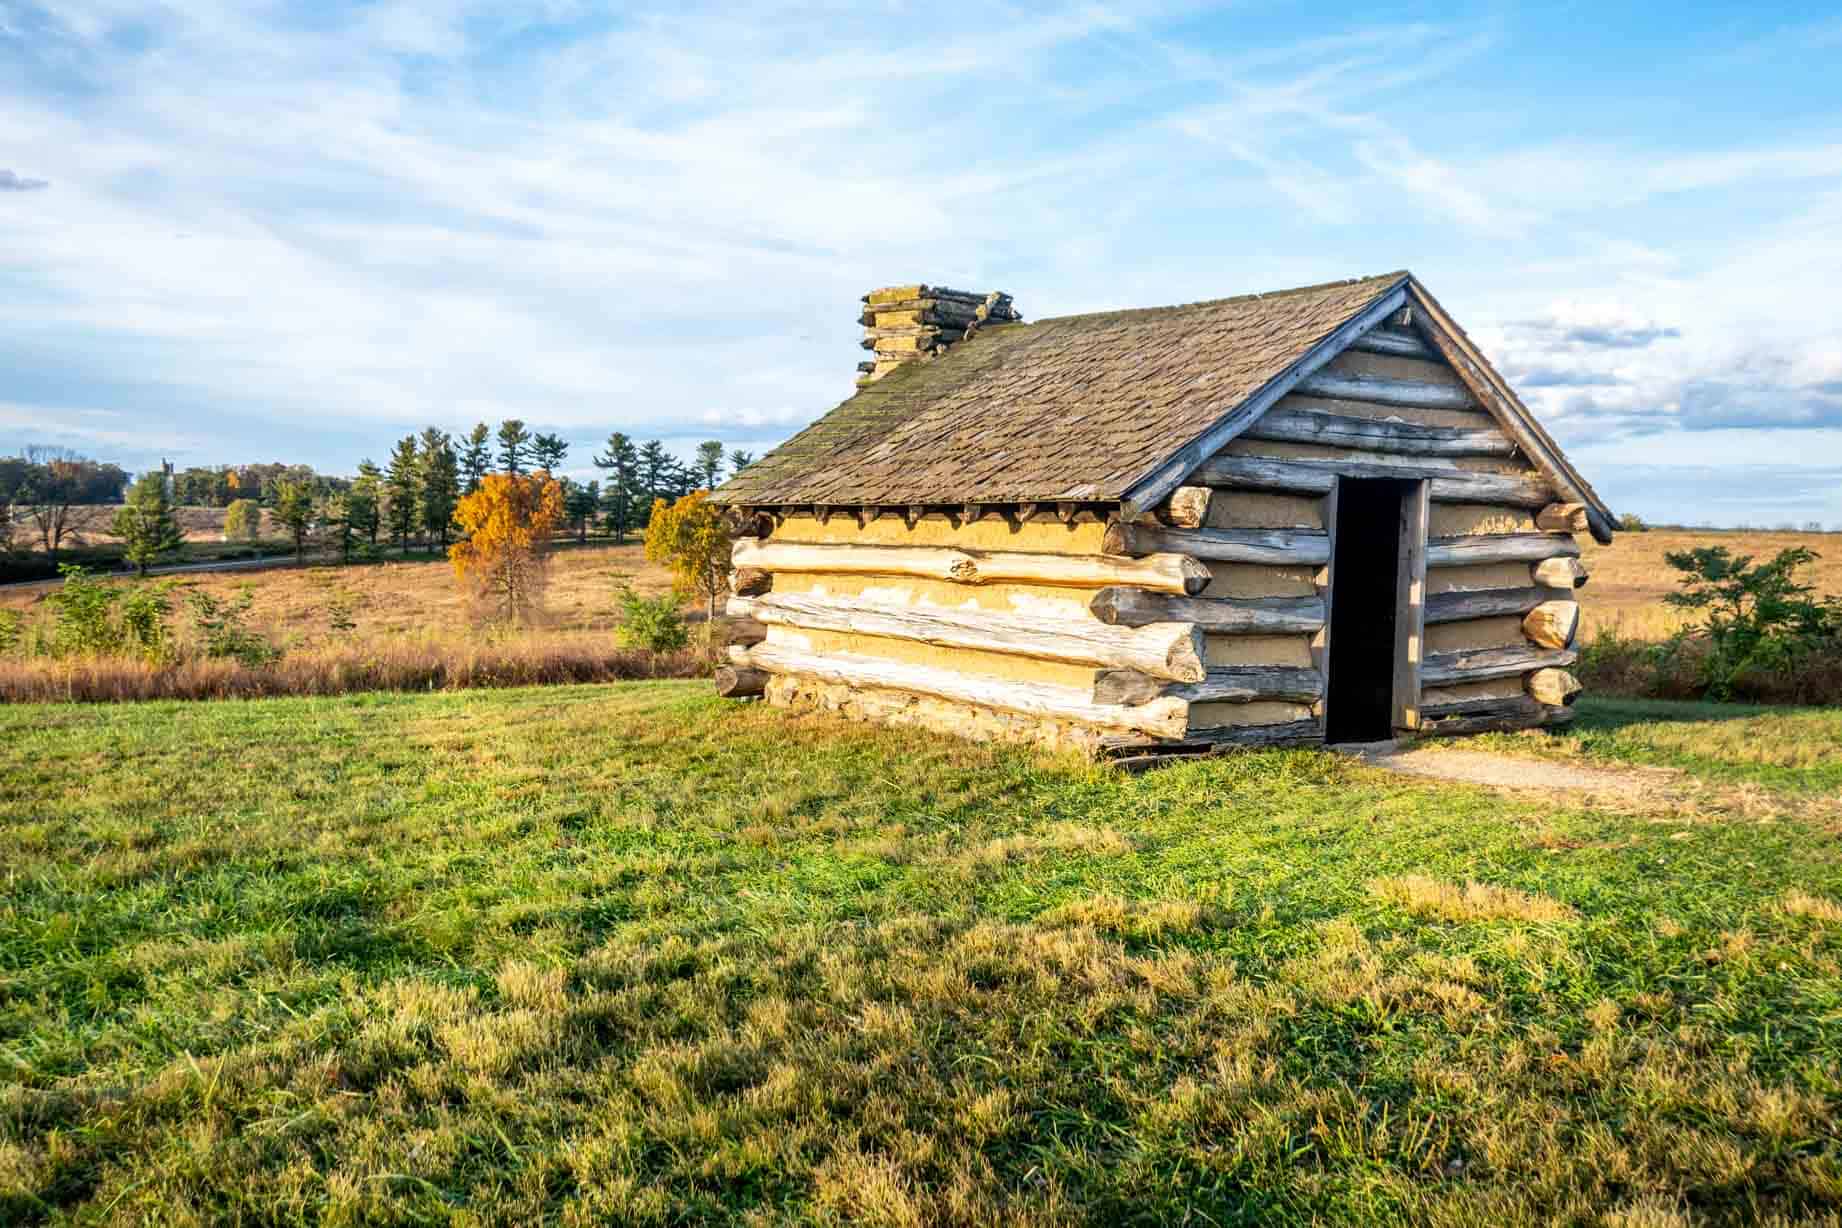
[722, 320, 1589, 756]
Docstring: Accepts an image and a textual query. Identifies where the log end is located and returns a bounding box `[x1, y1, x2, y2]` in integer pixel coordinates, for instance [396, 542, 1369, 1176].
[1531, 557, 1590, 590]
[1163, 486, 1212, 529]
[1536, 502, 1591, 534]
[732, 567, 772, 596]
[1102, 521, 1133, 556]
[1521, 600, 1579, 650]
[1525, 667, 1582, 707]
[1090, 587, 1126, 626]
[1175, 555, 1212, 596]
[715, 665, 769, 699]
[1165, 623, 1208, 683]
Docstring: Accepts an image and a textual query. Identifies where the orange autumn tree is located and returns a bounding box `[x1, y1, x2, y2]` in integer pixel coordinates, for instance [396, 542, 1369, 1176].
[449, 472, 564, 625]
[643, 490, 733, 628]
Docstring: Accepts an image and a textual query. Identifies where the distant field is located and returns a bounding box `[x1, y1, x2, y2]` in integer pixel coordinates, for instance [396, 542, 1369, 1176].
[1579, 527, 1842, 641]
[2, 685, 1838, 1223]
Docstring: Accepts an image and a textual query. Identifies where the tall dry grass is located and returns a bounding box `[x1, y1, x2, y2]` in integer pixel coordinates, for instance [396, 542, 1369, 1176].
[0, 630, 711, 703]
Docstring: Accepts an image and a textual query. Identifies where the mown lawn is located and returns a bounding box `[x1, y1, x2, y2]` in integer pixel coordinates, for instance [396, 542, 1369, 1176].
[2, 685, 1840, 1226]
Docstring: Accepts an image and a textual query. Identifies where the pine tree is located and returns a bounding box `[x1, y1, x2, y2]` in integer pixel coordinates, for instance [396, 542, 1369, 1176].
[459, 423, 491, 492]
[592, 432, 641, 545]
[496, 419, 532, 475]
[727, 448, 755, 477]
[350, 460, 383, 548]
[111, 472, 185, 575]
[270, 478, 316, 564]
[694, 440, 725, 491]
[636, 440, 672, 526]
[385, 436, 422, 552]
[564, 478, 599, 544]
[532, 432, 569, 474]
[419, 428, 460, 552]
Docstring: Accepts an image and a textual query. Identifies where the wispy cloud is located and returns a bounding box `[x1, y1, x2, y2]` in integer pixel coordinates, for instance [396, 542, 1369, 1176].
[0, 169, 48, 191]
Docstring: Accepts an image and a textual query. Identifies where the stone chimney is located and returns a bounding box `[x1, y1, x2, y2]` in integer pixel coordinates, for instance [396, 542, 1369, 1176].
[856, 284, 1019, 385]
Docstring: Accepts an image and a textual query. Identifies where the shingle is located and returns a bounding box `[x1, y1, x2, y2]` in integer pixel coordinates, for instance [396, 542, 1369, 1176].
[713, 272, 1409, 508]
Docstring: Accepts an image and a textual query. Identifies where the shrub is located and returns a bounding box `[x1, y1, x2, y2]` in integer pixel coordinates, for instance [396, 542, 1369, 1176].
[642, 491, 732, 626]
[119, 583, 176, 661]
[0, 609, 22, 655]
[223, 498, 263, 542]
[1617, 511, 1649, 532]
[45, 565, 123, 656]
[1663, 545, 1841, 700]
[615, 585, 689, 651]
[186, 587, 278, 666]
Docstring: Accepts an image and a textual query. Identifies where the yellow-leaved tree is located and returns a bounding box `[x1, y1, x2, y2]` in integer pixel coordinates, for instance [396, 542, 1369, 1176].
[642, 491, 733, 629]
[449, 472, 564, 625]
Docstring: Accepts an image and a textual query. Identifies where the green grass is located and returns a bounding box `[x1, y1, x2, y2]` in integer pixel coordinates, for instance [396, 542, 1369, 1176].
[2, 688, 1840, 1225]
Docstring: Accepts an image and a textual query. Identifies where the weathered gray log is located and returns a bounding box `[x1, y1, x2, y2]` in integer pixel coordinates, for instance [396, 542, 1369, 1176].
[1094, 665, 1323, 706]
[1101, 718, 1327, 765]
[1522, 601, 1580, 650]
[1185, 717, 1326, 746]
[1535, 502, 1591, 534]
[1418, 697, 1577, 737]
[1117, 282, 1411, 522]
[1243, 407, 1516, 457]
[1296, 370, 1476, 409]
[1424, 533, 1581, 567]
[732, 567, 773, 596]
[714, 665, 768, 698]
[1531, 557, 1590, 589]
[725, 618, 767, 647]
[742, 641, 1190, 738]
[1348, 327, 1435, 359]
[733, 539, 1211, 596]
[1105, 522, 1331, 566]
[1193, 454, 1553, 508]
[728, 593, 1207, 682]
[1420, 693, 1540, 721]
[1090, 588, 1324, 635]
[1423, 644, 1579, 687]
[1526, 667, 1582, 707]
[1424, 586, 1571, 625]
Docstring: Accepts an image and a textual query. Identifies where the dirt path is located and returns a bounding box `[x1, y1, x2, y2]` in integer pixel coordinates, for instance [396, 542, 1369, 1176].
[1350, 743, 1675, 796]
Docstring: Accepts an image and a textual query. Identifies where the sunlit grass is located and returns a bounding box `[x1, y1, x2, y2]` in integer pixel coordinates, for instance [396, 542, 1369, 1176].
[2, 686, 1840, 1223]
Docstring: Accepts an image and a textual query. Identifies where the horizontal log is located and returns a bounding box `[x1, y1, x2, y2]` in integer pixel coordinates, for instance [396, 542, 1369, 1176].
[1424, 533, 1581, 567]
[1194, 454, 1553, 508]
[861, 302, 1014, 328]
[1418, 700, 1574, 737]
[1522, 600, 1580, 649]
[733, 539, 1210, 596]
[742, 641, 1190, 738]
[1101, 718, 1326, 762]
[732, 567, 772, 596]
[1090, 588, 1324, 635]
[1297, 369, 1476, 410]
[1526, 667, 1582, 707]
[1535, 502, 1591, 534]
[1186, 717, 1326, 746]
[1094, 665, 1323, 706]
[1420, 693, 1540, 721]
[728, 593, 1206, 682]
[1105, 522, 1331, 566]
[1531, 557, 1590, 589]
[1347, 327, 1435, 359]
[1424, 585, 1571, 625]
[1423, 644, 1579, 687]
[1243, 407, 1516, 457]
[864, 286, 1014, 309]
[714, 665, 768, 698]
[725, 618, 767, 647]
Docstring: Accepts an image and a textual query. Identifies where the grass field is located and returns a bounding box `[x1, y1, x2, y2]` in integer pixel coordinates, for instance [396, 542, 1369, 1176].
[1578, 527, 1842, 641]
[3, 684, 1839, 1224]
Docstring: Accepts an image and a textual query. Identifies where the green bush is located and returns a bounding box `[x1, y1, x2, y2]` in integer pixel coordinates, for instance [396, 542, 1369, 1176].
[614, 585, 689, 652]
[186, 587, 279, 666]
[1663, 545, 1841, 700]
[0, 609, 22, 656]
[119, 583, 177, 661]
[45, 565, 123, 656]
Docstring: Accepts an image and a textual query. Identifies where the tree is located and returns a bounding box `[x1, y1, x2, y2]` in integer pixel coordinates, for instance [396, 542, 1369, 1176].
[496, 419, 532, 475]
[728, 449, 755, 478]
[564, 479, 599, 544]
[449, 472, 564, 625]
[532, 432, 569, 474]
[111, 472, 185, 575]
[693, 440, 725, 491]
[643, 490, 733, 628]
[592, 432, 641, 545]
[384, 436, 422, 552]
[223, 498, 263, 542]
[459, 423, 492, 493]
[419, 427, 461, 551]
[348, 460, 383, 549]
[15, 447, 111, 557]
[636, 440, 672, 526]
[270, 477, 316, 563]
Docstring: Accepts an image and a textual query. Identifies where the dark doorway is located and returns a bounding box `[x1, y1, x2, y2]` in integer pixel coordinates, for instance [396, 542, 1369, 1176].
[1324, 479, 1416, 744]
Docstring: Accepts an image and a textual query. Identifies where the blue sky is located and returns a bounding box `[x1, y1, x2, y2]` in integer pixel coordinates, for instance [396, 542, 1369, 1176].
[3, 1, 1841, 527]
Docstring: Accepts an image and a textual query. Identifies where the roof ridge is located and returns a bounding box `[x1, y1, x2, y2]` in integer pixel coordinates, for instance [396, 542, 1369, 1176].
[1026, 270, 1412, 328]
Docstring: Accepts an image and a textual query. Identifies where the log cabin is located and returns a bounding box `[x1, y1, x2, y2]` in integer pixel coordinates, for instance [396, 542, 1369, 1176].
[709, 272, 1613, 762]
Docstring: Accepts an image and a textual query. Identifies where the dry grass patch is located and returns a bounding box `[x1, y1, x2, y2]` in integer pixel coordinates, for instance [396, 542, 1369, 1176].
[1370, 874, 1578, 924]
[1782, 890, 1842, 924]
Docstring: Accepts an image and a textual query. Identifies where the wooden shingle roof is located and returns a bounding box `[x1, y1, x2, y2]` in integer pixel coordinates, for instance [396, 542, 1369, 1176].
[713, 270, 1615, 543]
[716, 272, 1410, 509]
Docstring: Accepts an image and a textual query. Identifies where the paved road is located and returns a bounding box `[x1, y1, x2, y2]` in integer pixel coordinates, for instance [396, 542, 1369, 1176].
[0, 552, 309, 592]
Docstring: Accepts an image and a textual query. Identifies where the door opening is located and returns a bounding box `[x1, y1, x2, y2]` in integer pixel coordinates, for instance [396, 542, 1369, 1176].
[1324, 478, 1419, 744]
